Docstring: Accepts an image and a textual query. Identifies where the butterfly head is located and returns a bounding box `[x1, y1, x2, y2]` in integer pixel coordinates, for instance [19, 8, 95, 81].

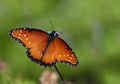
[48, 31, 59, 37]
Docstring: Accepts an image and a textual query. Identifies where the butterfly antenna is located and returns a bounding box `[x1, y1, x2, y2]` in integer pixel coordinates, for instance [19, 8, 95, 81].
[54, 65, 66, 84]
[49, 20, 55, 31]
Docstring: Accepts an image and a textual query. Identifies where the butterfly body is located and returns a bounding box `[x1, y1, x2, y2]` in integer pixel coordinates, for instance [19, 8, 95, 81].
[9, 28, 78, 67]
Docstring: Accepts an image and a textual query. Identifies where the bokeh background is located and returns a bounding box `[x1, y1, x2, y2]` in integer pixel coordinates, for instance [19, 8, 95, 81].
[0, 0, 120, 84]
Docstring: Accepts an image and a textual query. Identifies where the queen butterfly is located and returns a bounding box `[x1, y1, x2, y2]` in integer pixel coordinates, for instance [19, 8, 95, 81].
[9, 28, 78, 67]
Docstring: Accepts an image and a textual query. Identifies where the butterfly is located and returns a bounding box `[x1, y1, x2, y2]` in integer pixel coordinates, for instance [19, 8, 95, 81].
[9, 28, 78, 67]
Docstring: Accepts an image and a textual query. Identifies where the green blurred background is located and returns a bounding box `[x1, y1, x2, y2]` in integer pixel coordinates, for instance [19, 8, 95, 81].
[0, 0, 120, 84]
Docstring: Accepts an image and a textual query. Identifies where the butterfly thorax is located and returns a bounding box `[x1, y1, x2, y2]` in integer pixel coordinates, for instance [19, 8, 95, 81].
[42, 31, 59, 57]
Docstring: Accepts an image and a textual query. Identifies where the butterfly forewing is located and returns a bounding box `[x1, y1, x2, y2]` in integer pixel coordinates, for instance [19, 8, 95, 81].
[9, 28, 48, 61]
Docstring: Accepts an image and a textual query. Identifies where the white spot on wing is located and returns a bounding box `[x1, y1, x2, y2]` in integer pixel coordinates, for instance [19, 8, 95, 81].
[18, 37, 20, 39]
[59, 55, 62, 57]
[19, 34, 21, 36]
[29, 42, 31, 45]
[24, 34, 26, 37]
[67, 54, 69, 56]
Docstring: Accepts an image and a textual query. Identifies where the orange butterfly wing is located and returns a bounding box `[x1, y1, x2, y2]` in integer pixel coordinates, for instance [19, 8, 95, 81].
[9, 28, 48, 63]
[41, 37, 78, 66]
[55, 37, 78, 66]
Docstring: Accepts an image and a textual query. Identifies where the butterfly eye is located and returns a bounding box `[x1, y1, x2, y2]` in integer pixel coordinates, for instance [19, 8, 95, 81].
[54, 31, 59, 36]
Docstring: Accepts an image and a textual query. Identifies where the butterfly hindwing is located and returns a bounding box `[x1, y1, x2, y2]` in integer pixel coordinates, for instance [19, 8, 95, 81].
[41, 37, 78, 66]
[54, 37, 78, 66]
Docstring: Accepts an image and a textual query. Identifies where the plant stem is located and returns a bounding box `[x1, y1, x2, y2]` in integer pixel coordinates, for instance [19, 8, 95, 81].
[54, 65, 65, 84]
